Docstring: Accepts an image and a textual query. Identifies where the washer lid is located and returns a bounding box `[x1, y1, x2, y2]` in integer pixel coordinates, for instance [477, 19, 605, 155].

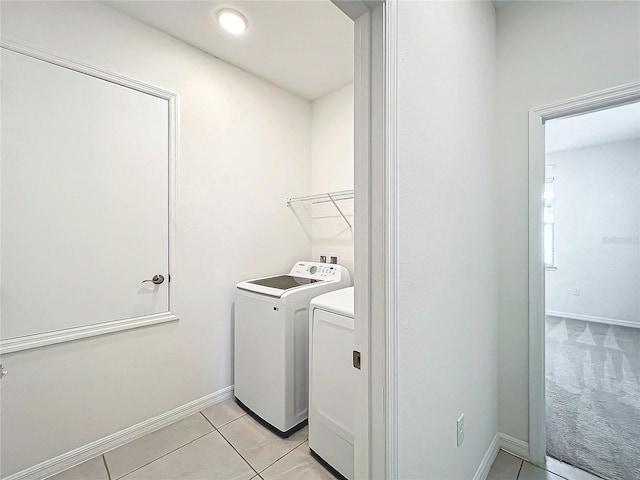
[237, 274, 328, 298]
[246, 275, 325, 290]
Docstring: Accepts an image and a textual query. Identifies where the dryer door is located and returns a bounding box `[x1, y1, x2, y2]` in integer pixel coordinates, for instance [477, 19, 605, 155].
[309, 309, 356, 479]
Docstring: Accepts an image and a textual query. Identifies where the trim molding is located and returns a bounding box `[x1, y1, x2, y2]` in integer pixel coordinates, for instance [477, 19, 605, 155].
[528, 82, 640, 468]
[0, 39, 180, 354]
[3, 386, 234, 480]
[472, 433, 531, 480]
[546, 311, 640, 329]
[332, 2, 386, 477]
[352, 7, 373, 479]
[533, 81, 640, 121]
[473, 434, 501, 480]
[528, 109, 547, 467]
[0, 312, 179, 354]
[0, 39, 178, 100]
[498, 433, 530, 461]
[385, 1, 399, 479]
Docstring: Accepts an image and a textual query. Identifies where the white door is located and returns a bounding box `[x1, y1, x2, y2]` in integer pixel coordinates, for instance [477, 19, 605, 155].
[1, 48, 171, 341]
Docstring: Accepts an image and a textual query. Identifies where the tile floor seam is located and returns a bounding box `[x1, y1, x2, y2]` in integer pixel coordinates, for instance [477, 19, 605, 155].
[543, 465, 570, 480]
[199, 410, 218, 430]
[516, 459, 524, 480]
[110, 430, 217, 480]
[257, 439, 308, 475]
[215, 426, 261, 477]
[200, 407, 247, 430]
[102, 454, 112, 480]
[217, 413, 247, 429]
[547, 458, 607, 480]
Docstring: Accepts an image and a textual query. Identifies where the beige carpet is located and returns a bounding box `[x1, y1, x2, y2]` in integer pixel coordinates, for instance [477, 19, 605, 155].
[545, 316, 640, 480]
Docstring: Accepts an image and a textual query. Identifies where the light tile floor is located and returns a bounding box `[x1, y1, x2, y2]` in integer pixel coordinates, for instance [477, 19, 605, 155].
[487, 451, 604, 480]
[49, 399, 336, 480]
[48, 403, 604, 480]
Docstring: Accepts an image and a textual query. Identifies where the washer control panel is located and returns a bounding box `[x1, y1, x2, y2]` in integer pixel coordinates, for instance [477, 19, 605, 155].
[290, 261, 342, 280]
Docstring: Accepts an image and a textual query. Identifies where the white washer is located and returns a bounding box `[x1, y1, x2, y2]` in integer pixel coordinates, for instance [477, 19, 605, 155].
[309, 287, 356, 480]
[234, 261, 351, 436]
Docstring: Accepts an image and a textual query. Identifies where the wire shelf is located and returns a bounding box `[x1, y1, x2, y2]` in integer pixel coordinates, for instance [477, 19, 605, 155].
[287, 189, 354, 228]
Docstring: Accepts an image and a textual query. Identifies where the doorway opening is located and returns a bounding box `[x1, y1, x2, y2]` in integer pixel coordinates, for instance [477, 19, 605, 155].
[0, 1, 388, 479]
[528, 83, 640, 480]
[543, 102, 640, 480]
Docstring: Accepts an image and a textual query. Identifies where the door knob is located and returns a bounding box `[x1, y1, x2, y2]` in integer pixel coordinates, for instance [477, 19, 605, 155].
[142, 274, 165, 285]
[0, 364, 7, 381]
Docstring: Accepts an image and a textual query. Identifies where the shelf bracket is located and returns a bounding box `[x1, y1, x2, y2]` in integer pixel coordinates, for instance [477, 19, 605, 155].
[286, 189, 354, 229]
[327, 192, 352, 228]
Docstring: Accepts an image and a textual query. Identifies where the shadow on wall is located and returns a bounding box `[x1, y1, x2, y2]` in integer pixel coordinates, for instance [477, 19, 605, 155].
[288, 198, 354, 275]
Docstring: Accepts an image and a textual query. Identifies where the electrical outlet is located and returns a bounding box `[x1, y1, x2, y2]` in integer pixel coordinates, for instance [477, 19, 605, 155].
[319, 255, 327, 263]
[457, 414, 465, 447]
[573, 287, 581, 296]
[329, 255, 338, 264]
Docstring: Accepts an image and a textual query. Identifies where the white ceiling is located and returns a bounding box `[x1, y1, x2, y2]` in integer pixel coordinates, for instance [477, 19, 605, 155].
[104, 1, 354, 100]
[546, 102, 640, 154]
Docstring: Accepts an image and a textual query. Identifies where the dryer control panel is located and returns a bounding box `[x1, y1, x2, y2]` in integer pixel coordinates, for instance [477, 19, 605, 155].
[290, 261, 343, 280]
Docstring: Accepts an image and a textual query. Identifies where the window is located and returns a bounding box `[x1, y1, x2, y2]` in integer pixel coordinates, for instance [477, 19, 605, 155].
[544, 179, 555, 267]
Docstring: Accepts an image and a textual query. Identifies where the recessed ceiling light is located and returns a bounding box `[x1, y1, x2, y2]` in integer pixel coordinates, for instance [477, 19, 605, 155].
[217, 9, 247, 35]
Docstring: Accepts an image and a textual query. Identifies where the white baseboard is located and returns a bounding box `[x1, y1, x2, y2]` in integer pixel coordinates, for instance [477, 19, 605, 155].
[473, 434, 501, 480]
[498, 433, 530, 461]
[546, 310, 639, 329]
[473, 432, 531, 480]
[4, 386, 234, 480]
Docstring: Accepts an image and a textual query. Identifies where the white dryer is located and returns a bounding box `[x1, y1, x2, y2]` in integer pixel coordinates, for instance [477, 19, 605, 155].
[234, 261, 351, 436]
[309, 286, 356, 480]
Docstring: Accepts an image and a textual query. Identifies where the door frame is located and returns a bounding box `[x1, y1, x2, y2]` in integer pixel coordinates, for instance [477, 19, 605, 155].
[0, 39, 180, 355]
[527, 81, 640, 467]
[331, 1, 397, 478]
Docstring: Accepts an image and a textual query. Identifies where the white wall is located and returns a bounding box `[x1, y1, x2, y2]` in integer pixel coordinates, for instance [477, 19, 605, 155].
[310, 83, 354, 275]
[396, 2, 498, 478]
[0, 1, 312, 476]
[495, 0, 640, 444]
[545, 140, 640, 324]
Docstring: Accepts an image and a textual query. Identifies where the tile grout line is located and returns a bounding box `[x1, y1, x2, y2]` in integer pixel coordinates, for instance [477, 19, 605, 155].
[102, 455, 112, 480]
[542, 465, 570, 480]
[212, 412, 308, 478]
[215, 425, 261, 477]
[211, 409, 307, 476]
[199, 409, 247, 431]
[257, 439, 309, 475]
[516, 459, 524, 480]
[218, 413, 247, 429]
[111, 430, 216, 479]
[200, 406, 309, 478]
[199, 410, 219, 430]
[545, 457, 601, 480]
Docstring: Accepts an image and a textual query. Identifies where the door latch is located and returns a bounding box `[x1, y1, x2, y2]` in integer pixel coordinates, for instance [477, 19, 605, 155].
[142, 274, 165, 285]
[0, 364, 8, 381]
[353, 350, 361, 370]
